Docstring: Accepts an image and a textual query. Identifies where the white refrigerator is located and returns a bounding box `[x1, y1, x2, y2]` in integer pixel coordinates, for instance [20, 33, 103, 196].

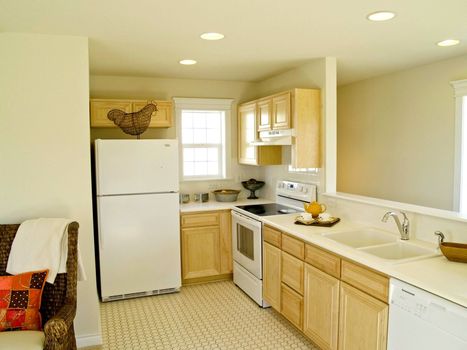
[95, 139, 181, 301]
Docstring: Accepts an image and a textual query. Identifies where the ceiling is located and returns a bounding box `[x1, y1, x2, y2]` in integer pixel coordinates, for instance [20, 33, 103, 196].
[1, 0, 466, 85]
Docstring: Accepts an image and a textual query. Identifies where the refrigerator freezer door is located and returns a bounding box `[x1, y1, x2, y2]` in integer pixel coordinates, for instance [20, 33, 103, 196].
[97, 192, 181, 299]
[95, 139, 179, 195]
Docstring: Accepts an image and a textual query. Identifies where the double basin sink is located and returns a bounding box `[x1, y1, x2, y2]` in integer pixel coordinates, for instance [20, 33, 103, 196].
[322, 228, 439, 263]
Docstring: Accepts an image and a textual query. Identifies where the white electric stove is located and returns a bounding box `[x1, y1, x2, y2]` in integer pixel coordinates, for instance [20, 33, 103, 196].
[231, 180, 317, 307]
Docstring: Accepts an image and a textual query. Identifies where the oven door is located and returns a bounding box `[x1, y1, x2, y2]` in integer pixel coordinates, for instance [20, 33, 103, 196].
[231, 210, 263, 279]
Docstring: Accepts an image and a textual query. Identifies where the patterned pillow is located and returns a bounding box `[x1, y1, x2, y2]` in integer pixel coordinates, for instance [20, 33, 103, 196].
[0, 270, 49, 331]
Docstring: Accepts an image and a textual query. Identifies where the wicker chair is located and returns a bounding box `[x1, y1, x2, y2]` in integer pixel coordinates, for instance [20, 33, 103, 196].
[0, 222, 79, 350]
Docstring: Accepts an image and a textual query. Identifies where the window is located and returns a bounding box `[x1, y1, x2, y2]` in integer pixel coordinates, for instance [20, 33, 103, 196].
[452, 79, 467, 213]
[174, 98, 233, 181]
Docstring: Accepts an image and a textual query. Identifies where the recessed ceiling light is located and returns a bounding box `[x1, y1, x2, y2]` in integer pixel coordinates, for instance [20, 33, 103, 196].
[367, 11, 396, 22]
[200, 32, 224, 41]
[437, 39, 460, 47]
[179, 59, 197, 65]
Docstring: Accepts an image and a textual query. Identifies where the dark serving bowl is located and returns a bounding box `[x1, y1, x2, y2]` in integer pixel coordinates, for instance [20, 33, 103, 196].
[241, 179, 265, 199]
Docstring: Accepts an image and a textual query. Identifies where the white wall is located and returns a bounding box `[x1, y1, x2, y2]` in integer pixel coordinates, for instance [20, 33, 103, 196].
[253, 58, 337, 200]
[90, 75, 263, 198]
[0, 33, 101, 345]
[337, 55, 467, 210]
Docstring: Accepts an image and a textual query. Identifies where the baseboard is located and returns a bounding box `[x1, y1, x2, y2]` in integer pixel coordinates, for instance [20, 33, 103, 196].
[76, 333, 103, 348]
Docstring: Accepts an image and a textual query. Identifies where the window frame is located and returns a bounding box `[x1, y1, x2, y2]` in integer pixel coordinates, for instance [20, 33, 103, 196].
[174, 97, 234, 182]
[451, 79, 467, 212]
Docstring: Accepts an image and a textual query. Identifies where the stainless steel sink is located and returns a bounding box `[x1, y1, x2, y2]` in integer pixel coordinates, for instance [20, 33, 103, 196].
[322, 228, 397, 248]
[359, 242, 437, 261]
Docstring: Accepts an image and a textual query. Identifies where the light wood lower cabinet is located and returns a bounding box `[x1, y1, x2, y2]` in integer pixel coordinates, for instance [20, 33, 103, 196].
[180, 210, 232, 284]
[263, 227, 389, 349]
[181, 226, 220, 280]
[263, 242, 281, 310]
[338, 282, 388, 350]
[281, 283, 303, 330]
[303, 264, 340, 350]
[281, 251, 304, 294]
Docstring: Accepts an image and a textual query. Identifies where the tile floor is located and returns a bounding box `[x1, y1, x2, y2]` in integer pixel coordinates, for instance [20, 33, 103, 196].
[83, 280, 318, 350]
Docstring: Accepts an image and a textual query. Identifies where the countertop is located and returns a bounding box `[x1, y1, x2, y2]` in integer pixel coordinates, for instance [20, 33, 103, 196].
[179, 200, 467, 307]
[180, 198, 272, 213]
[261, 214, 467, 308]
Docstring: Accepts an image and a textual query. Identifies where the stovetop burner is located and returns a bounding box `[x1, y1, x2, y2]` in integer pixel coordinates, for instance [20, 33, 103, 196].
[235, 203, 300, 217]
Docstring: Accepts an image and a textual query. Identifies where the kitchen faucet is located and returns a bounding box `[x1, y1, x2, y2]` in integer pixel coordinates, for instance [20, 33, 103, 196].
[381, 211, 410, 240]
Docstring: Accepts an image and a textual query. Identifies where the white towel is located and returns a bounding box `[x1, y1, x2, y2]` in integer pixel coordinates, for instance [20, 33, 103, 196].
[6, 218, 87, 283]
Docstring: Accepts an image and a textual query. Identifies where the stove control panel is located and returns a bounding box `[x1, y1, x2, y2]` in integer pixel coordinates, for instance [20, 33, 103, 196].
[276, 180, 317, 203]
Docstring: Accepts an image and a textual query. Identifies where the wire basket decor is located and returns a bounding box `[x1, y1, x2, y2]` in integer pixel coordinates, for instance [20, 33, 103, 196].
[107, 103, 158, 139]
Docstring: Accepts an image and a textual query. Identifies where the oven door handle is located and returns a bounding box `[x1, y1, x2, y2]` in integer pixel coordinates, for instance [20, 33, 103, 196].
[231, 210, 262, 229]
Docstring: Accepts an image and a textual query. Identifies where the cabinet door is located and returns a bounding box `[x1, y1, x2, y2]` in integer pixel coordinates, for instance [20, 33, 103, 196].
[133, 100, 173, 128]
[181, 226, 221, 280]
[338, 282, 388, 350]
[281, 283, 303, 330]
[263, 242, 281, 311]
[272, 92, 291, 129]
[238, 103, 258, 165]
[257, 98, 272, 131]
[90, 99, 133, 127]
[219, 211, 232, 274]
[303, 264, 340, 350]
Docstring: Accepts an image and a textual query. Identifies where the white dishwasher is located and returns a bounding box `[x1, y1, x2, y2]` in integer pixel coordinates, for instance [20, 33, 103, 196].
[388, 278, 467, 350]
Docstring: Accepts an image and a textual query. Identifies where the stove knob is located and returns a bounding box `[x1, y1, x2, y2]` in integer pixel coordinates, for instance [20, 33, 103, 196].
[304, 188, 308, 193]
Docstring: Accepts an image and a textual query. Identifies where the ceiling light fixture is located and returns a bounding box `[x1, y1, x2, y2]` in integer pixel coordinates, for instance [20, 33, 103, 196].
[437, 39, 460, 47]
[367, 11, 396, 22]
[200, 32, 224, 41]
[179, 59, 197, 65]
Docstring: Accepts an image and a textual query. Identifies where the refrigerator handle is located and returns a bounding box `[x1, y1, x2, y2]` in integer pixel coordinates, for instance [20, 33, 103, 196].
[97, 202, 104, 250]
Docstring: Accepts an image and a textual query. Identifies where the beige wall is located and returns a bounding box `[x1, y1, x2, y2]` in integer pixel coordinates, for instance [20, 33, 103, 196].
[0, 33, 101, 343]
[253, 58, 337, 199]
[337, 55, 467, 210]
[90, 75, 263, 197]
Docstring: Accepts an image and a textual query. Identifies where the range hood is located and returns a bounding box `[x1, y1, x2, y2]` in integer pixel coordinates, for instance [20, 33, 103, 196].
[250, 129, 294, 146]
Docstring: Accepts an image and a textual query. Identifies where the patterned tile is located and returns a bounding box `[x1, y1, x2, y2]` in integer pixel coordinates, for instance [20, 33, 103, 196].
[89, 281, 318, 349]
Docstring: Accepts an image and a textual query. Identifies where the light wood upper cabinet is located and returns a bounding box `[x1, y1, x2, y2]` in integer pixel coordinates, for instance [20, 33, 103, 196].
[291, 89, 321, 169]
[90, 99, 133, 127]
[237, 102, 281, 166]
[238, 103, 258, 165]
[272, 92, 291, 129]
[180, 210, 232, 284]
[338, 282, 388, 350]
[257, 98, 272, 131]
[238, 88, 320, 168]
[90, 98, 173, 128]
[303, 264, 340, 350]
[133, 100, 173, 128]
[263, 242, 282, 311]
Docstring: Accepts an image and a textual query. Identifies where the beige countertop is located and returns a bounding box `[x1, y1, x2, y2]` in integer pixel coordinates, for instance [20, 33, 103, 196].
[262, 214, 467, 308]
[180, 198, 272, 213]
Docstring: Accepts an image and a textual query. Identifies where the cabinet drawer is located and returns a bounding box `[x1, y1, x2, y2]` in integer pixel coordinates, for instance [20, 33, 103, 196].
[305, 243, 341, 279]
[282, 252, 304, 294]
[281, 283, 303, 330]
[341, 260, 389, 303]
[282, 234, 305, 260]
[181, 212, 220, 228]
[263, 225, 281, 248]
